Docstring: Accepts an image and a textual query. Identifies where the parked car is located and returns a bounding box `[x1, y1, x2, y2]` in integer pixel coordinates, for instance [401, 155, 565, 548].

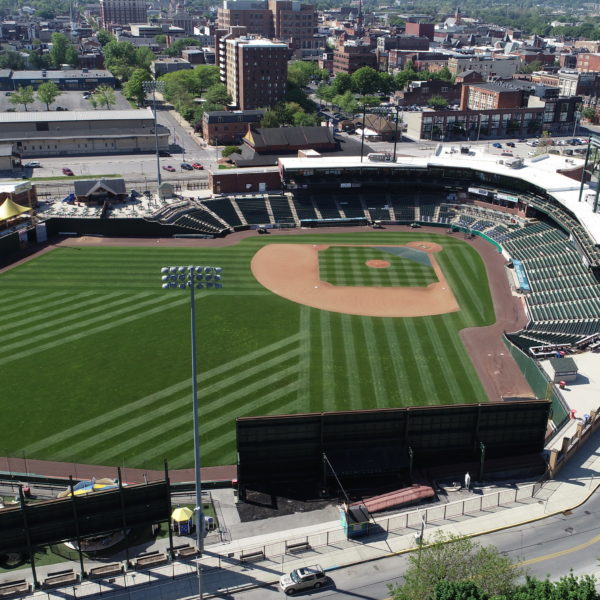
[280, 565, 327, 595]
[517, 138, 527, 143]
[162, 165, 176, 172]
[24, 161, 41, 168]
[192, 163, 204, 170]
[180, 162, 193, 170]
[62, 167, 74, 176]
[492, 142, 502, 148]
[506, 142, 515, 148]
[501, 151, 513, 156]
[5, 91, 12, 96]
[158, 150, 171, 157]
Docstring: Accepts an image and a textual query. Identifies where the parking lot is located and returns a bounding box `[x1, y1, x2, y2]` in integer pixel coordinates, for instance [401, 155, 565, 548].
[1, 89, 132, 112]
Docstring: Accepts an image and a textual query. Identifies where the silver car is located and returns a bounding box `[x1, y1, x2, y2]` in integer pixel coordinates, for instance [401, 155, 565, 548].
[279, 565, 327, 595]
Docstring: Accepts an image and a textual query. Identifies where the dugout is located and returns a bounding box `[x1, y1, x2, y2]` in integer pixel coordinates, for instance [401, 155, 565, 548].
[236, 400, 551, 500]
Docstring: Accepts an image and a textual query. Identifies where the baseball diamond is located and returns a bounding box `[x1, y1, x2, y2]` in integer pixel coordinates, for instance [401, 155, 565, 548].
[0, 229, 503, 470]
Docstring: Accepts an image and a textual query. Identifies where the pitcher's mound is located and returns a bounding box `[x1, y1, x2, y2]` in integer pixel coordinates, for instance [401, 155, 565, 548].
[366, 259, 390, 269]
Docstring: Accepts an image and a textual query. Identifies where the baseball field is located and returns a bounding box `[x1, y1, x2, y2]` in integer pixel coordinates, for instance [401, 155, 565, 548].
[0, 230, 495, 470]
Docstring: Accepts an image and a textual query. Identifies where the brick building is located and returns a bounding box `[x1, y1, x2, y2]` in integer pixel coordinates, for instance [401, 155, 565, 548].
[404, 21, 434, 41]
[460, 82, 525, 111]
[217, 0, 273, 38]
[201, 110, 264, 144]
[269, 0, 318, 51]
[394, 79, 461, 107]
[333, 41, 377, 74]
[576, 53, 600, 73]
[224, 37, 288, 109]
[447, 55, 519, 79]
[100, 0, 147, 27]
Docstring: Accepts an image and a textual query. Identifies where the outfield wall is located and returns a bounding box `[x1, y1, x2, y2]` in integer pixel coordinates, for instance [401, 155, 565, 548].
[0, 231, 20, 259]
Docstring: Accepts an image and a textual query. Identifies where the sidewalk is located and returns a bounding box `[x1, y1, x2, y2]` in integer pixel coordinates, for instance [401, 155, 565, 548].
[10, 424, 600, 600]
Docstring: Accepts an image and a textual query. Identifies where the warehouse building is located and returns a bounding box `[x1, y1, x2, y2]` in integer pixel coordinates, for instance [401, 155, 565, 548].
[0, 110, 169, 157]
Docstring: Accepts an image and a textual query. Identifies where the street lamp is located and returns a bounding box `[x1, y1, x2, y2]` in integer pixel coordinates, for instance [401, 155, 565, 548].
[160, 265, 223, 600]
[143, 80, 166, 194]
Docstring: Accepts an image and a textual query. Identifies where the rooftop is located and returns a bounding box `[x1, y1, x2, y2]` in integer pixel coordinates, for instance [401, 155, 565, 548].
[11, 69, 114, 79]
[0, 109, 154, 123]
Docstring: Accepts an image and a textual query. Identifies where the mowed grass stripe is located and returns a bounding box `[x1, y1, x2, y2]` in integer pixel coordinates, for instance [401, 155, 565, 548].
[360, 318, 387, 408]
[340, 314, 363, 410]
[171, 388, 300, 469]
[380, 318, 408, 395]
[122, 379, 301, 467]
[0, 293, 167, 355]
[422, 317, 465, 402]
[22, 332, 303, 456]
[401, 319, 438, 404]
[48, 349, 302, 462]
[0, 291, 76, 321]
[318, 310, 337, 411]
[0, 292, 150, 341]
[298, 306, 312, 407]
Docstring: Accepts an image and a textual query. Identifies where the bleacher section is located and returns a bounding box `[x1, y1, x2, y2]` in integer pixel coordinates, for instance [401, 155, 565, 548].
[172, 207, 228, 235]
[268, 195, 296, 224]
[337, 194, 367, 219]
[503, 222, 600, 349]
[205, 198, 243, 228]
[236, 196, 271, 225]
[313, 197, 343, 220]
[361, 192, 391, 222]
[294, 195, 318, 221]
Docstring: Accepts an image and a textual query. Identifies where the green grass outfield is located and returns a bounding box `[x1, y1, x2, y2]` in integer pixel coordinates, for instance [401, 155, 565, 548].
[0, 231, 495, 470]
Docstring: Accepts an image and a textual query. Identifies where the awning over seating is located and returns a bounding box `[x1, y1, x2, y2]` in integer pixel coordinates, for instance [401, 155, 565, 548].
[0, 198, 30, 221]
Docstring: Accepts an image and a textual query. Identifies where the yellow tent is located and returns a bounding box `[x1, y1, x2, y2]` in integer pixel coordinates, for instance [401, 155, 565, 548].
[0, 198, 30, 222]
[171, 507, 194, 522]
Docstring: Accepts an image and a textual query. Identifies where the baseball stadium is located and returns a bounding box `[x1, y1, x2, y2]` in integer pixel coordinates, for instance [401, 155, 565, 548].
[1, 144, 599, 497]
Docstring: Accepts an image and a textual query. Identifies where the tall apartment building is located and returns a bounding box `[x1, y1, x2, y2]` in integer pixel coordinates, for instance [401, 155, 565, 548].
[224, 37, 288, 109]
[100, 0, 147, 27]
[268, 0, 318, 51]
[333, 41, 377, 74]
[217, 0, 273, 38]
[217, 0, 318, 53]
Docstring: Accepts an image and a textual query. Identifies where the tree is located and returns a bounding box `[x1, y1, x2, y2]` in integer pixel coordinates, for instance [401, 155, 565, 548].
[316, 83, 336, 107]
[49, 32, 70, 67]
[122, 68, 152, 105]
[195, 65, 220, 96]
[288, 61, 319, 88]
[204, 83, 231, 106]
[293, 111, 319, 126]
[164, 37, 201, 58]
[37, 81, 62, 110]
[28, 50, 51, 70]
[0, 50, 25, 70]
[96, 29, 113, 46]
[334, 90, 359, 114]
[432, 580, 489, 600]
[222, 145, 241, 158]
[91, 85, 116, 109]
[351, 66, 382, 95]
[331, 72, 352, 95]
[582, 107, 596, 121]
[135, 47, 154, 71]
[261, 110, 281, 128]
[9, 85, 35, 111]
[155, 34, 167, 44]
[511, 573, 600, 600]
[102, 40, 137, 80]
[64, 45, 79, 67]
[388, 533, 520, 600]
[428, 95, 449, 109]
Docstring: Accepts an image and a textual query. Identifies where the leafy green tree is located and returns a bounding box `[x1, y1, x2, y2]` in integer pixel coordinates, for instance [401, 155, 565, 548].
[123, 68, 152, 105]
[316, 83, 336, 107]
[28, 50, 51, 69]
[511, 573, 600, 600]
[582, 107, 596, 121]
[351, 66, 382, 95]
[36, 81, 62, 110]
[195, 65, 220, 96]
[96, 29, 113, 46]
[203, 83, 231, 106]
[288, 60, 319, 88]
[331, 72, 352, 95]
[222, 145, 241, 157]
[102, 40, 137, 80]
[334, 90, 359, 114]
[91, 85, 116, 109]
[432, 580, 489, 600]
[0, 50, 25, 70]
[260, 110, 281, 128]
[135, 47, 154, 71]
[164, 37, 201, 57]
[427, 95, 449, 109]
[431, 66, 454, 82]
[388, 533, 520, 600]
[64, 45, 79, 67]
[49, 32, 70, 67]
[358, 95, 381, 107]
[9, 85, 35, 111]
[293, 111, 319, 126]
[519, 60, 543, 74]
[155, 34, 167, 44]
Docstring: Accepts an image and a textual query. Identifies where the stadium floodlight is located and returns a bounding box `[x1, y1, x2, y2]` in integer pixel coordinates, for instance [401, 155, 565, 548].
[160, 265, 223, 600]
